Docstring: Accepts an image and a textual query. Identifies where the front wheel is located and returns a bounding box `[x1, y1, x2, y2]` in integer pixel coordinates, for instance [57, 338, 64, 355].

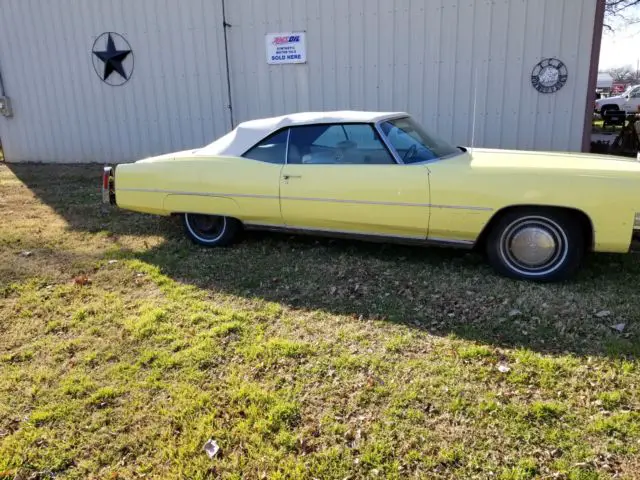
[486, 210, 584, 282]
[182, 213, 240, 247]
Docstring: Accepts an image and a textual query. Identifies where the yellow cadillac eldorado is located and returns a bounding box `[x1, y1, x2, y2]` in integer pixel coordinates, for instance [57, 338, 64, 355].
[102, 111, 640, 282]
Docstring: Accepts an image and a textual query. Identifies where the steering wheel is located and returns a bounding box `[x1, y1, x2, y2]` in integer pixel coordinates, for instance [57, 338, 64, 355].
[402, 144, 418, 162]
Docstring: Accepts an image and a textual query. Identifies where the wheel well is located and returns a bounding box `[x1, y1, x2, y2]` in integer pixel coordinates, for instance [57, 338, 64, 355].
[174, 212, 245, 228]
[600, 104, 620, 111]
[474, 205, 594, 252]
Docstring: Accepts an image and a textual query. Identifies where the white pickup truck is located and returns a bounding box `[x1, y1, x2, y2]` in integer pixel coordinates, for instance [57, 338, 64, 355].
[595, 84, 640, 116]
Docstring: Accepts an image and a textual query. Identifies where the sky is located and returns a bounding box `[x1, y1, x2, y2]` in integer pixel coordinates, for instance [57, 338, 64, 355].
[599, 7, 640, 71]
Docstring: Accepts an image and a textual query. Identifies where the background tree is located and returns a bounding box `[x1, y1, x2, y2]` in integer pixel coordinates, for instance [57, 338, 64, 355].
[605, 0, 640, 29]
[606, 0, 640, 15]
[608, 65, 634, 81]
[605, 1, 640, 83]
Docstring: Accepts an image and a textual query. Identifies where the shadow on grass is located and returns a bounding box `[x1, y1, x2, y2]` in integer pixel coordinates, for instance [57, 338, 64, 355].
[6, 163, 640, 358]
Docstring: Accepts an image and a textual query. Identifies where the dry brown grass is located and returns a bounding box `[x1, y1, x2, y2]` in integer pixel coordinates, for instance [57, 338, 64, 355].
[1, 163, 639, 479]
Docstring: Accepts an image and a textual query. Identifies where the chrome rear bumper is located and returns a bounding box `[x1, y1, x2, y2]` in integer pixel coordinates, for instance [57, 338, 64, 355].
[631, 228, 640, 251]
[102, 166, 116, 205]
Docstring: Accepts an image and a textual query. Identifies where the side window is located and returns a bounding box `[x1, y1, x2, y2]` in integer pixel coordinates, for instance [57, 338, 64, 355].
[242, 129, 289, 164]
[630, 88, 640, 99]
[384, 125, 419, 151]
[287, 123, 396, 165]
[313, 126, 347, 147]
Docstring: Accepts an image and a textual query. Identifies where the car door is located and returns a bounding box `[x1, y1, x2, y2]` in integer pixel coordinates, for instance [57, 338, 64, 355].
[279, 123, 430, 238]
[232, 129, 289, 226]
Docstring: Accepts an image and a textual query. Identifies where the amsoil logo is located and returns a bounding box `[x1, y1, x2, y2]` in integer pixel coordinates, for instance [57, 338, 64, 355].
[272, 35, 300, 46]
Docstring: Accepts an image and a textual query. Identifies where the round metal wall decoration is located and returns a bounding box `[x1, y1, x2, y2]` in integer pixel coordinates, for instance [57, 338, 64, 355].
[92, 32, 134, 86]
[531, 58, 568, 94]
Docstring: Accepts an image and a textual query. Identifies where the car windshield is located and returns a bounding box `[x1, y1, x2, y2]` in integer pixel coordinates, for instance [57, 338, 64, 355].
[379, 117, 462, 164]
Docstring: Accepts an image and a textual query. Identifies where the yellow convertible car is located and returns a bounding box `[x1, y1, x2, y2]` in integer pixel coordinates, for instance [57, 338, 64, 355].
[102, 111, 640, 282]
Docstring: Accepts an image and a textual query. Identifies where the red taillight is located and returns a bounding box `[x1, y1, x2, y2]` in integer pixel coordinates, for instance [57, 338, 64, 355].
[103, 170, 109, 190]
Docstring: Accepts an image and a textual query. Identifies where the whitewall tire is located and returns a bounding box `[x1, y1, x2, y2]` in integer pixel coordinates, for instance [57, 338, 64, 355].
[182, 213, 240, 247]
[486, 210, 584, 282]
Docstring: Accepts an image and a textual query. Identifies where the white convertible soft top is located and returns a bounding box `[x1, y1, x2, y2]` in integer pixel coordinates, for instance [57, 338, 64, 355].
[196, 111, 406, 157]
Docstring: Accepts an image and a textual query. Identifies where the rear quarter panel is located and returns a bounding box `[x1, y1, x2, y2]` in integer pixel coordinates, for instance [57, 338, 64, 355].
[427, 154, 640, 252]
[115, 156, 283, 224]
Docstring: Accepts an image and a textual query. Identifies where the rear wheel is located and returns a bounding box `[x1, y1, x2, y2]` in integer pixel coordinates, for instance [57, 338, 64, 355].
[182, 213, 240, 246]
[600, 104, 620, 122]
[486, 209, 584, 282]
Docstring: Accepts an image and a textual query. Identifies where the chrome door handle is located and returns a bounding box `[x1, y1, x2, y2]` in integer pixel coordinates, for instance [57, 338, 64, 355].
[283, 175, 302, 180]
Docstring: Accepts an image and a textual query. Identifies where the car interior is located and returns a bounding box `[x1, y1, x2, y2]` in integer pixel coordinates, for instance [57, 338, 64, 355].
[243, 123, 427, 165]
[289, 124, 396, 165]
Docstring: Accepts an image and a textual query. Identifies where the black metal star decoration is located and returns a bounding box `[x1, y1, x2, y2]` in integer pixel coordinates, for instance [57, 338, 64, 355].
[93, 33, 132, 83]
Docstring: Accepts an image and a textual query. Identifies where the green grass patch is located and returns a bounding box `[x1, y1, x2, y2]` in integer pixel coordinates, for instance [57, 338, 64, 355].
[457, 344, 494, 359]
[525, 401, 567, 422]
[86, 386, 122, 407]
[2, 164, 640, 478]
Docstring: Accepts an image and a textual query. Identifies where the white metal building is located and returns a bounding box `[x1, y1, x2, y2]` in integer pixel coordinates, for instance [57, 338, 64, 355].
[0, 0, 605, 163]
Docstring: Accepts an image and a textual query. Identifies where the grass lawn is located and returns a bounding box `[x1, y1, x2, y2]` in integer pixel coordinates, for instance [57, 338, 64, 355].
[592, 119, 623, 134]
[1, 163, 640, 479]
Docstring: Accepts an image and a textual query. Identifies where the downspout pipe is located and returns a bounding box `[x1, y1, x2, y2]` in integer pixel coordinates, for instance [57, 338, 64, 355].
[582, 0, 606, 152]
[221, 0, 235, 129]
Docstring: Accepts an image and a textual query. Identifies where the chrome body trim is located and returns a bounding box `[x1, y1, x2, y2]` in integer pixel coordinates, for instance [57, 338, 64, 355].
[284, 128, 291, 165]
[282, 196, 428, 207]
[425, 236, 475, 246]
[243, 222, 475, 248]
[375, 115, 466, 165]
[117, 188, 279, 200]
[245, 222, 423, 239]
[374, 118, 404, 164]
[429, 204, 492, 211]
[115, 187, 493, 211]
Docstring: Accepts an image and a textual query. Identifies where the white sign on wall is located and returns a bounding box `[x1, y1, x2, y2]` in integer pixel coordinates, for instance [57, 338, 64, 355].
[265, 32, 307, 65]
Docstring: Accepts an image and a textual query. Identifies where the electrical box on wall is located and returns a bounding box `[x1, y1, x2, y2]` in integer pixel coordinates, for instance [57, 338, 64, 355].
[0, 96, 13, 117]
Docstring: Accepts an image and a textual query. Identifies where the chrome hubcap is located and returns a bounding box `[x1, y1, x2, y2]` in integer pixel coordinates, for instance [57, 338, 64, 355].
[499, 216, 568, 276]
[509, 227, 556, 267]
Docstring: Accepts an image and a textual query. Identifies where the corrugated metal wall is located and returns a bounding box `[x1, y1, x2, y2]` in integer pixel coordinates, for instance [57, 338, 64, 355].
[0, 0, 598, 163]
[0, 0, 231, 163]
[225, 0, 598, 152]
